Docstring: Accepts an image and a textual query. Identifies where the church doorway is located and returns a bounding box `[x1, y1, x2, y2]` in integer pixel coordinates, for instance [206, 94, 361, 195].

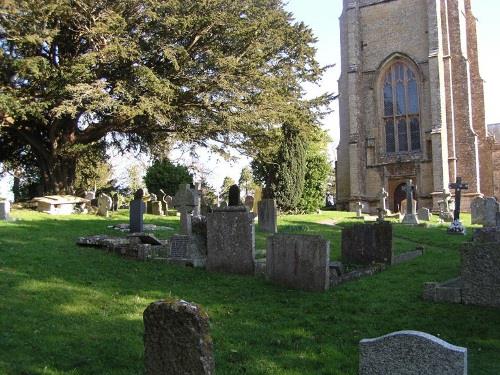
[393, 183, 406, 213]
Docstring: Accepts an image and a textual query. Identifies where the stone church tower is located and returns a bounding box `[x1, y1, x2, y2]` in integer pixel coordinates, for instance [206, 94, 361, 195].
[336, 0, 495, 213]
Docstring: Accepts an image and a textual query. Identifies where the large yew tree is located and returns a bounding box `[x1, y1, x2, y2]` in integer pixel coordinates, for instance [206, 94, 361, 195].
[0, 0, 331, 194]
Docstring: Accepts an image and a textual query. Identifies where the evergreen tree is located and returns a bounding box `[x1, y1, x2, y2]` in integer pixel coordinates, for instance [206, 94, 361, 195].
[0, 0, 333, 194]
[238, 166, 256, 196]
[219, 176, 236, 201]
[144, 159, 192, 196]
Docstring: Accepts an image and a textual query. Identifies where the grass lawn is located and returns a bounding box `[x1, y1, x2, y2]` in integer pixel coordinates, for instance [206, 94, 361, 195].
[1, 209, 499, 374]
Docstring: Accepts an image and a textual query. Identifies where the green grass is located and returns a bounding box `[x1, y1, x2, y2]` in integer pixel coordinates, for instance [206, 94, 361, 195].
[1, 209, 499, 374]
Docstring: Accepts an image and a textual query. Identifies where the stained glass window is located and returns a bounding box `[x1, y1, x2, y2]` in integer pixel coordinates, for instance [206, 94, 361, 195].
[382, 60, 421, 154]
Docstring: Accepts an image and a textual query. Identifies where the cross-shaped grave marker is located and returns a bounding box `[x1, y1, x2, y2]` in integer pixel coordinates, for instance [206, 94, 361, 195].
[378, 187, 389, 214]
[447, 177, 468, 235]
[401, 179, 419, 225]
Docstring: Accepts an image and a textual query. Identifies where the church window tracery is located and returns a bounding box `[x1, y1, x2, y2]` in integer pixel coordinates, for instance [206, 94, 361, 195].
[382, 61, 421, 154]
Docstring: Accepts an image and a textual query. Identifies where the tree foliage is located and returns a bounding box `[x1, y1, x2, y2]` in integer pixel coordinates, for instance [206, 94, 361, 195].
[0, 0, 333, 195]
[296, 131, 331, 213]
[219, 176, 236, 201]
[143, 159, 192, 196]
[251, 123, 306, 212]
[238, 166, 256, 196]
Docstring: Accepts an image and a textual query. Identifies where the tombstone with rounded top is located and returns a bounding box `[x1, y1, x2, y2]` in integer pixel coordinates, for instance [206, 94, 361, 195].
[359, 330, 467, 375]
[228, 184, 241, 206]
[97, 193, 113, 217]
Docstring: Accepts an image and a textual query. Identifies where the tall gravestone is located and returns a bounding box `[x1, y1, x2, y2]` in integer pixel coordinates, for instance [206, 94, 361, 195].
[193, 182, 202, 217]
[228, 184, 240, 206]
[158, 189, 167, 213]
[173, 184, 195, 236]
[341, 222, 393, 265]
[359, 330, 467, 375]
[401, 179, 419, 225]
[257, 198, 277, 233]
[0, 199, 10, 221]
[266, 234, 330, 292]
[130, 189, 146, 233]
[97, 193, 112, 217]
[112, 193, 119, 211]
[143, 300, 214, 375]
[207, 206, 255, 275]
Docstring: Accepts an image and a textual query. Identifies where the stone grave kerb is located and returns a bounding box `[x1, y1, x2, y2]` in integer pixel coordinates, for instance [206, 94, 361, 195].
[174, 184, 196, 235]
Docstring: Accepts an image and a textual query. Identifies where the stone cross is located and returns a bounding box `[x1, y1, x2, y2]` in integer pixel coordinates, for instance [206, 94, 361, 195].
[402, 179, 416, 215]
[173, 184, 195, 235]
[377, 187, 388, 213]
[449, 177, 468, 221]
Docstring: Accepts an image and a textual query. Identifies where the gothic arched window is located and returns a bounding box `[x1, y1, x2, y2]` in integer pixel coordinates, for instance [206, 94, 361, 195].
[382, 61, 421, 154]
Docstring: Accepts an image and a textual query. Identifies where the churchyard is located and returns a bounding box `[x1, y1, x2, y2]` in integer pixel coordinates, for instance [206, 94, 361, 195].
[1, 206, 499, 374]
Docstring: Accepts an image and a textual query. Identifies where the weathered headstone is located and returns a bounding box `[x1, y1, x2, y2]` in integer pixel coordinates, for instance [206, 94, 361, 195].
[417, 207, 432, 221]
[244, 195, 254, 212]
[447, 177, 468, 235]
[341, 222, 393, 265]
[164, 195, 173, 208]
[112, 193, 119, 211]
[461, 241, 500, 307]
[192, 182, 202, 217]
[0, 199, 10, 220]
[402, 179, 419, 225]
[439, 188, 454, 222]
[484, 197, 500, 228]
[143, 300, 214, 375]
[130, 189, 146, 233]
[173, 184, 196, 235]
[471, 196, 486, 225]
[97, 193, 112, 217]
[359, 330, 467, 375]
[151, 200, 163, 216]
[207, 206, 255, 275]
[228, 184, 240, 206]
[266, 234, 330, 292]
[257, 198, 277, 233]
[158, 189, 167, 213]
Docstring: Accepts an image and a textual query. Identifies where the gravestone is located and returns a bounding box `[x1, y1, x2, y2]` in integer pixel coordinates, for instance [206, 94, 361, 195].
[378, 187, 388, 214]
[228, 184, 240, 206]
[97, 193, 112, 217]
[484, 197, 499, 228]
[151, 200, 163, 216]
[192, 182, 202, 217]
[341, 222, 393, 265]
[244, 195, 254, 212]
[84, 191, 95, 201]
[0, 199, 10, 220]
[417, 207, 432, 221]
[164, 195, 173, 208]
[447, 177, 468, 235]
[173, 184, 196, 235]
[461, 241, 500, 307]
[130, 189, 146, 233]
[402, 179, 419, 225]
[257, 198, 277, 233]
[207, 206, 255, 275]
[359, 330, 467, 375]
[169, 235, 191, 259]
[112, 193, 119, 211]
[355, 201, 363, 217]
[439, 188, 454, 222]
[143, 300, 214, 375]
[158, 189, 167, 213]
[470, 196, 485, 225]
[266, 234, 330, 292]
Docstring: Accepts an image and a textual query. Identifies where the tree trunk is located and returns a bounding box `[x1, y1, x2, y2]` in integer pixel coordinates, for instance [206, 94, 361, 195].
[39, 156, 77, 195]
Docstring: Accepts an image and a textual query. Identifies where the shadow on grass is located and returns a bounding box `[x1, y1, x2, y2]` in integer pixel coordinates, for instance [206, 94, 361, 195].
[0, 210, 499, 374]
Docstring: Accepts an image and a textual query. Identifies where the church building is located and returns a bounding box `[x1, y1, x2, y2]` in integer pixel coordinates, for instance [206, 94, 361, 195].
[336, 0, 497, 213]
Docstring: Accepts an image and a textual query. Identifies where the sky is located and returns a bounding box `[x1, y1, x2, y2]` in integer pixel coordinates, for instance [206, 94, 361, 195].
[1, 0, 499, 199]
